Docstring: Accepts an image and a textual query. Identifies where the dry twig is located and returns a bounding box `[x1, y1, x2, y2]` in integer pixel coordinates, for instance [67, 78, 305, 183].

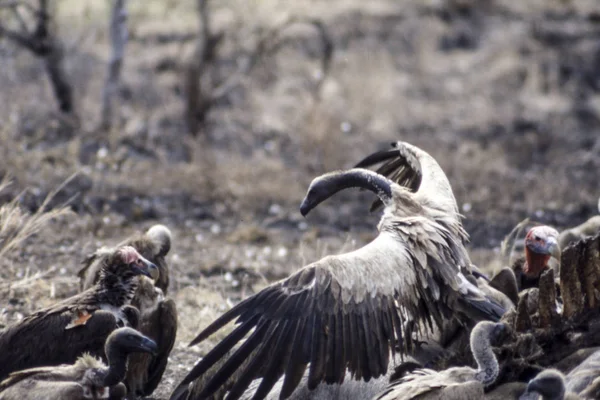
[0, 0, 75, 116]
[184, 4, 334, 136]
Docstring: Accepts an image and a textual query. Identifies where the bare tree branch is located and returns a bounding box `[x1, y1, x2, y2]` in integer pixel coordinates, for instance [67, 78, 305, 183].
[99, 0, 128, 131]
[0, 0, 75, 116]
[10, 4, 31, 34]
[212, 16, 333, 102]
[184, 0, 222, 136]
[0, 24, 35, 50]
[184, 9, 334, 136]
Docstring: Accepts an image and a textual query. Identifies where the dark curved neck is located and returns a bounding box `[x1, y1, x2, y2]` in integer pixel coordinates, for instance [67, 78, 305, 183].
[337, 169, 393, 200]
[301, 169, 393, 216]
[326, 168, 391, 201]
[102, 344, 128, 387]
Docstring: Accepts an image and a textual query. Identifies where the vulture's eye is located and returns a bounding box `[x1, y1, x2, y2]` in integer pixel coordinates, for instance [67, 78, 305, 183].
[534, 236, 542, 241]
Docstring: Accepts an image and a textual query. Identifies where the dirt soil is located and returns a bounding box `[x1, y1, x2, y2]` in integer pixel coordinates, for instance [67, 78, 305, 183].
[0, 0, 599, 398]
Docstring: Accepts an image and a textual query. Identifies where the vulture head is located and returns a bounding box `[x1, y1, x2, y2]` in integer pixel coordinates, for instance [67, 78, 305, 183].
[300, 168, 395, 217]
[100, 246, 159, 284]
[520, 369, 566, 400]
[105, 327, 158, 357]
[523, 226, 560, 278]
[79, 224, 172, 293]
[102, 327, 158, 388]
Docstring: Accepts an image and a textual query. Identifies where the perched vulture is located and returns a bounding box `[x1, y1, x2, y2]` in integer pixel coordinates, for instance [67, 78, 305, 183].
[565, 349, 600, 397]
[78, 225, 177, 398]
[486, 268, 520, 309]
[0, 327, 157, 400]
[512, 226, 560, 291]
[0, 246, 157, 382]
[373, 321, 508, 400]
[519, 369, 582, 400]
[555, 347, 600, 374]
[558, 215, 600, 250]
[79, 224, 171, 293]
[171, 142, 505, 400]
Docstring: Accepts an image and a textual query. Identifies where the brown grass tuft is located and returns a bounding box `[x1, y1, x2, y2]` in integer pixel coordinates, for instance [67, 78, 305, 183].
[0, 176, 74, 260]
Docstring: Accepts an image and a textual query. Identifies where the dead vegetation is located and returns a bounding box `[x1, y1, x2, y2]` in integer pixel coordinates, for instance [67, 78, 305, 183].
[0, 0, 599, 398]
[0, 176, 72, 260]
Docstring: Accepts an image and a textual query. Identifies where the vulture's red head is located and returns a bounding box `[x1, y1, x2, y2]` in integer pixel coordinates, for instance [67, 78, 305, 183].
[102, 246, 159, 282]
[523, 226, 560, 277]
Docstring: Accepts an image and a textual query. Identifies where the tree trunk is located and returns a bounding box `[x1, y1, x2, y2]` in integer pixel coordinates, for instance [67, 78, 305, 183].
[100, 0, 128, 131]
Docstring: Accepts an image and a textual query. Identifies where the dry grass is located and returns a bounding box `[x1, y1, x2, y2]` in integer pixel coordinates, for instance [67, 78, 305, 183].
[0, 176, 73, 260]
[0, 1, 599, 397]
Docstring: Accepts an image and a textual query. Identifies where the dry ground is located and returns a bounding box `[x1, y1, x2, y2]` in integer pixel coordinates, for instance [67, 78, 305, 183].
[0, 0, 599, 398]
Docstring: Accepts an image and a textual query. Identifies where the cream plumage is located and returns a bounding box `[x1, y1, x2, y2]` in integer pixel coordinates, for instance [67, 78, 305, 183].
[171, 142, 505, 400]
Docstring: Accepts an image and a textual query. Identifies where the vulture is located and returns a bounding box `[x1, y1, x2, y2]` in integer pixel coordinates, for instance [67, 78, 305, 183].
[555, 347, 600, 374]
[512, 226, 560, 291]
[0, 245, 157, 382]
[565, 349, 600, 397]
[354, 142, 515, 364]
[78, 224, 177, 398]
[373, 321, 508, 400]
[171, 141, 506, 400]
[0, 327, 158, 400]
[79, 224, 171, 293]
[558, 215, 600, 250]
[519, 369, 582, 400]
[486, 268, 520, 309]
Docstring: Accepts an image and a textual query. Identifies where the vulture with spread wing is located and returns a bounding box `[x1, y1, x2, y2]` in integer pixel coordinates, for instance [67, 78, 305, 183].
[0, 327, 157, 400]
[171, 141, 505, 400]
[78, 225, 177, 398]
[0, 246, 157, 382]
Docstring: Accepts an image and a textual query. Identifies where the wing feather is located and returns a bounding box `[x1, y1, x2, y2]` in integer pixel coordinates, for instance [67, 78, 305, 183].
[354, 145, 422, 212]
[174, 211, 494, 400]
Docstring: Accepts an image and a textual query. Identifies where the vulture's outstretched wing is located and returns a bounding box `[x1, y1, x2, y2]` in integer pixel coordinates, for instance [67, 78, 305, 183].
[172, 228, 482, 400]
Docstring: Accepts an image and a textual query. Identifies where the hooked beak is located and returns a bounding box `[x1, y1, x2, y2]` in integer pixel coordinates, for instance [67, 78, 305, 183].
[546, 238, 561, 260]
[300, 197, 314, 217]
[138, 336, 158, 355]
[134, 256, 159, 280]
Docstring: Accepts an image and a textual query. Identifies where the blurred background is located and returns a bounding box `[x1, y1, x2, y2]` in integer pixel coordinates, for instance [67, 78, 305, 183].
[0, 0, 599, 397]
